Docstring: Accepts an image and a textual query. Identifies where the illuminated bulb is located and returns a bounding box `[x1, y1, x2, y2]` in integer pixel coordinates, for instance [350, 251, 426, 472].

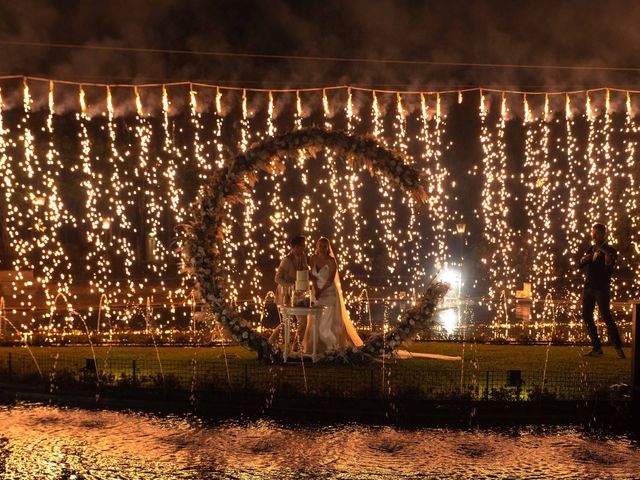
[524, 94, 531, 123]
[347, 87, 354, 132]
[420, 93, 428, 121]
[323, 89, 330, 117]
[296, 91, 302, 118]
[107, 86, 113, 115]
[267, 91, 275, 137]
[79, 86, 86, 113]
[216, 87, 222, 115]
[240, 89, 249, 151]
[190, 86, 197, 111]
[162, 85, 169, 114]
[48, 81, 54, 113]
[544, 94, 549, 118]
[135, 86, 143, 116]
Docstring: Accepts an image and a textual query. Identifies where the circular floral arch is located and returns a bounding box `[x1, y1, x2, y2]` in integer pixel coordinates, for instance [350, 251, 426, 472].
[179, 127, 449, 363]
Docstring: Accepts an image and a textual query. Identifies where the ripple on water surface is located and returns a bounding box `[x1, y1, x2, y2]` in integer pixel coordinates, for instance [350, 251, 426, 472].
[0, 404, 638, 479]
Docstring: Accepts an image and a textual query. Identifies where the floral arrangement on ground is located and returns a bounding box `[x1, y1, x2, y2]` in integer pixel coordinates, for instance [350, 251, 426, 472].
[178, 126, 449, 363]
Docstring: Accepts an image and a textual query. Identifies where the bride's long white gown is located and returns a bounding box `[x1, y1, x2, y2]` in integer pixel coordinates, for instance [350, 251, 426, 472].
[303, 264, 363, 353]
[301, 263, 461, 362]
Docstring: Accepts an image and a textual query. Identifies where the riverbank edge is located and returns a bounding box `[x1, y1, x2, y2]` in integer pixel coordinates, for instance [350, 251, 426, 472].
[0, 381, 636, 431]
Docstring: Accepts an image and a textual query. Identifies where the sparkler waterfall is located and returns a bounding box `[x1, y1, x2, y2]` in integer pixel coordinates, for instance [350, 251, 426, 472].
[522, 95, 557, 318]
[479, 92, 516, 316]
[0, 77, 638, 340]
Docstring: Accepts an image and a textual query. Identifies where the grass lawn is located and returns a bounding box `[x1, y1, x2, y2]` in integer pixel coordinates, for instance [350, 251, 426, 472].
[0, 341, 631, 401]
[0, 342, 630, 377]
[405, 342, 631, 376]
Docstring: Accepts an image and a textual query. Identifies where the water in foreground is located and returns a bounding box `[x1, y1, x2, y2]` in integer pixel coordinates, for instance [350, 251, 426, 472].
[0, 404, 638, 479]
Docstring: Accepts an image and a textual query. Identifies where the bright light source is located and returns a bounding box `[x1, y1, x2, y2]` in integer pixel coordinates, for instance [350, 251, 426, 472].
[440, 267, 460, 287]
[101, 218, 111, 230]
[456, 223, 466, 234]
[438, 308, 458, 335]
[32, 196, 46, 206]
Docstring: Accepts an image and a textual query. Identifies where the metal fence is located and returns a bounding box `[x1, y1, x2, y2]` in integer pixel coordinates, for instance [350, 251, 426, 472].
[0, 350, 630, 402]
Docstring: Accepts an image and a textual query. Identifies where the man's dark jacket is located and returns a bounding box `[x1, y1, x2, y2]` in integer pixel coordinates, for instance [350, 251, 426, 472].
[579, 243, 617, 291]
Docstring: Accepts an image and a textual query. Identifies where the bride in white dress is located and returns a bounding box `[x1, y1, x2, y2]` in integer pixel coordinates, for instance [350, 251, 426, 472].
[303, 237, 363, 353]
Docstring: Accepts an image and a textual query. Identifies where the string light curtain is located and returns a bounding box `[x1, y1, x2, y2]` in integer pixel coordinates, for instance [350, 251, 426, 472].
[0, 76, 638, 334]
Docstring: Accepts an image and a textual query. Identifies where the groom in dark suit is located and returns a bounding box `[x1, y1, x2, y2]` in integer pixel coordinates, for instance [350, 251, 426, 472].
[579, 223, 625, 358]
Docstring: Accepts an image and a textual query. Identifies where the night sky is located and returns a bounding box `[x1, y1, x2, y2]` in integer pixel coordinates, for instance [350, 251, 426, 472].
[2, 0, 640, 90]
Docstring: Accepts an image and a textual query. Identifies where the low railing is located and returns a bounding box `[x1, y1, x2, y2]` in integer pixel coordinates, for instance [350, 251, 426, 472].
[0, 350, 630, 402]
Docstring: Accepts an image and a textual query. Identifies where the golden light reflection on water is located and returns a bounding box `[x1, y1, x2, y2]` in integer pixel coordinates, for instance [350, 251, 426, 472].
[0, 404, 638, 479]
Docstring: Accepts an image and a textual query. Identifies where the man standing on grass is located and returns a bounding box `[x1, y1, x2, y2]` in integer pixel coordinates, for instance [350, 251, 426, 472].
[270, 235, 309, 347]
[579, 223, 625, 359]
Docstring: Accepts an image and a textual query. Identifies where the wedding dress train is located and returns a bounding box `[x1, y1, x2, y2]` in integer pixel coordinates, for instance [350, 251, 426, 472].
[300, 257, 460, 362]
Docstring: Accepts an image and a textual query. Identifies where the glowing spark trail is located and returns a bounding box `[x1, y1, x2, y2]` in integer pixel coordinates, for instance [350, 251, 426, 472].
[479, 93, 516, 317]
[522, 95, 556, 319]
[420, 93, 449, 273]
[622, 93, 640, 295]
[78, 86, 112, 299]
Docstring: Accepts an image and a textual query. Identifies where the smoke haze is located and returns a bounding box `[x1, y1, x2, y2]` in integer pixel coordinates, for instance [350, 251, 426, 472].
[1, 0, 640, 91]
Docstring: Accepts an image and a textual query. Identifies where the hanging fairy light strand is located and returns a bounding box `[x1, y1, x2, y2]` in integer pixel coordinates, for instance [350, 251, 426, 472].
[479, 92, 516, 315]
[335, 87, 366, 298]
[0, 86, 34, 318]
[373, 92, 399, 287]
[215, 87, 241, 303]
[237, 89, 263, 310]
[263, 90, 288, 263]
[561, 93, 583, 263]
[77, 85, 114, 300]
[15, 79, 39, 305]
[371, 90, 394, 282]
[522, 94, 556, 319]
[40, 81, 75, 309]
[622, 92, 640, 296]
[105, 86, 138, 305]
[419, 93, 450, 274]
[134, 86, 169, 274]
[342, 91, 368, 297]
[394, 93, 411, 285]
[190, 84, 210, 182]
[294, 91, 318, 235]
[162, 85, 186, 225]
